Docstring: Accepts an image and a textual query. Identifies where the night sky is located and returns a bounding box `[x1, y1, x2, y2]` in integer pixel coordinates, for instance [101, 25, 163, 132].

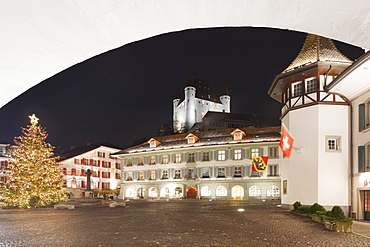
[0, 28, 365, 151]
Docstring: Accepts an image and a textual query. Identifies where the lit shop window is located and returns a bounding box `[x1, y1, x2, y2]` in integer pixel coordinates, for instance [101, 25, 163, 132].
[216, 186, 227, 197]
[201, 186, 212, 197]
[267, 185, 280, 197]
[249, 185, 262, 197]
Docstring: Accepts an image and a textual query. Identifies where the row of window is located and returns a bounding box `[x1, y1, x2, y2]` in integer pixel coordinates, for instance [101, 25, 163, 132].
[125, 165, 279, 181]
[290, 78, 318, 98]
[125, 185, 280, 198]
[73, 159, 120, 169]
[62, 168, 121, 179]
[63, 180, 111, 189]
[126, 147, 279, 166]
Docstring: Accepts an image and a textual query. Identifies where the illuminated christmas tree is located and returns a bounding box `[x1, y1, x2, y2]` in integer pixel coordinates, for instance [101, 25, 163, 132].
[0, 114, 65, 208]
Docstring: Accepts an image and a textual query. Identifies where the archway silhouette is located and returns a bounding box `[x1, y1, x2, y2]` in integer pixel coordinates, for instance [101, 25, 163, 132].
[1, 1, 368, 108]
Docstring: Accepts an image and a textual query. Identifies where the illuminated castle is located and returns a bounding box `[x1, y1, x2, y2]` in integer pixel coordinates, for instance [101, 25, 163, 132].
[173, 74, 231, 133]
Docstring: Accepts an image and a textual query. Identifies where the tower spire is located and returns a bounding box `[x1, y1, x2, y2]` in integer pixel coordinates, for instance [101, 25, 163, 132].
[221, 83, 230, 96]
[283, 34, 352, 73]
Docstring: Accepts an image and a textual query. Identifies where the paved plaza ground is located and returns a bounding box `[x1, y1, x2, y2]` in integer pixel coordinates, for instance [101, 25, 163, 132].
[0, 200, 369, 246]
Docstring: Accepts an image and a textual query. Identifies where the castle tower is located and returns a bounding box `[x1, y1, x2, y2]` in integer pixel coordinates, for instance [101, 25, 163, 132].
[268, 34, 353, 212]
[219, 83, 231, 113]
[184, 74, 196, 130]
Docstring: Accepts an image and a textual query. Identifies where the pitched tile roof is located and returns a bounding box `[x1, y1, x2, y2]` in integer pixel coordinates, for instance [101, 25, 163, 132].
[114, 126, 280, 155]
[58, 142, 122, 161]
[284, 34, 352, 73]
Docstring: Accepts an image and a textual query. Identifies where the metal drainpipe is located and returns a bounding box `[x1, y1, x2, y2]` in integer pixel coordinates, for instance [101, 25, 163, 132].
[349, 102, 354, 218]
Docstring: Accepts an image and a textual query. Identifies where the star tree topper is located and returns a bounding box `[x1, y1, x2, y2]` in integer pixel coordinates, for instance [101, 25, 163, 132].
[29, 114, 39, 125]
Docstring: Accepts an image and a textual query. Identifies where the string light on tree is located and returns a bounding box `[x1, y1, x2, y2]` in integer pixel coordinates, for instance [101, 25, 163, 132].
[0, 114, 65, 208]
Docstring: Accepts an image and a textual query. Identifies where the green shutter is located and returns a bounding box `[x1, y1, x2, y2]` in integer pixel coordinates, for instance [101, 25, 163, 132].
[359, 104, 365, 132]
[358, 146, 365, 173]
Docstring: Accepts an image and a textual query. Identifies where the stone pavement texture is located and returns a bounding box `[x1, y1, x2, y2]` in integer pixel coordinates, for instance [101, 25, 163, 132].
[0, 200, 369, 247]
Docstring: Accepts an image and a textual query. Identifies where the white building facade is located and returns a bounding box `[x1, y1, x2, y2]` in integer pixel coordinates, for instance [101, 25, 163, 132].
[326, 51, 370, 220]
[114, 127, 282, 201]
[268, 34, 352, 213]
[173, 74, 230, 133]
[59, 143, 122, 198]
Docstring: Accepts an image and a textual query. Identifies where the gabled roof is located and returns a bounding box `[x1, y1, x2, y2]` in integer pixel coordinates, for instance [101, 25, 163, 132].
[283, 34, 352, 73]
[58, 142, 122, 161]
[114, 126, 280, 155]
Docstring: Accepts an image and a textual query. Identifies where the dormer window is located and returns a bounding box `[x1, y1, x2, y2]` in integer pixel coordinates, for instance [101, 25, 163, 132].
[148, 138, 160, 148]
[231, 129, 245, 141]
[185, 133, 199, 144]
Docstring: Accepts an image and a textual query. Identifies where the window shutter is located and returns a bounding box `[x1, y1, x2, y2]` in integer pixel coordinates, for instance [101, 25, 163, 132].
[246, 149, 251, 159]
[63, 168, 67, 175]
[246, 166, 251, 177]
[169, 154, 174, 163]
[225, 150, 230, 160]
[74, 158, 77, 164]
[108, 172, 111, 178]
[108, 162, 111, 168]
[98, 160, 101, 167]
[195, 152, 200, 161]
[226, 167, 232, 177]
[241, 149, 246, 159]
[98, 171, 101, 178]
[358, 146, 365, 173]
[210, 151, 215, 161]
[179, 153, 184, 162]
[260, 148, 264, 156]
[359, 104, 365, 131]
[108, 182, 110, 189]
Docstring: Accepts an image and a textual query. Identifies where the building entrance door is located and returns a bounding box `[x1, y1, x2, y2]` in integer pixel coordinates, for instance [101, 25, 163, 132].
[365, 190, 370, 220]
[137, 188, 145, 199]
[187, 187, 197, 198]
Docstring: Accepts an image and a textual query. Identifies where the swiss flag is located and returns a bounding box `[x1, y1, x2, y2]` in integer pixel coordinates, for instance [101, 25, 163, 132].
[279, 124, 294, 157]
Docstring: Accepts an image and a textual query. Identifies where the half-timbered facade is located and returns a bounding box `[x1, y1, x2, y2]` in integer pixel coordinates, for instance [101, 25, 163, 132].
[268, 34, 352, 212]
[113, 127, 282, 200]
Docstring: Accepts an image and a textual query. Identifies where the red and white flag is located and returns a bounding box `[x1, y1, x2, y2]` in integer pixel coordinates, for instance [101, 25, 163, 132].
[279, 124, 294, 157]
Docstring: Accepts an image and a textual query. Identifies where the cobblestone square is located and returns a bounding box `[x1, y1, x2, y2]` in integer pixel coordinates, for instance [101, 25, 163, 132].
[0, 200, 369, 246]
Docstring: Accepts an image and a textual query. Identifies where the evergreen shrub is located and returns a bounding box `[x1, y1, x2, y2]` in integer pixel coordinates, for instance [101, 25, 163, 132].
[310, 203, 326, 214]
[293, 201, 302, 210]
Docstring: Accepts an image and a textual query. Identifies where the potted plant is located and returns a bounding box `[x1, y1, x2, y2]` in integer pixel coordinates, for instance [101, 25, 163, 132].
[324, 206, 353, 232]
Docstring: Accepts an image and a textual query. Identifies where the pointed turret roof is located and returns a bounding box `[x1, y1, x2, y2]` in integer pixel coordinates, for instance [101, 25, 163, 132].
[221, 83, 230, 96]
[283, 34, 352, 72]
[174, 85, 182, 100]
[186, 73, 194, 87]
